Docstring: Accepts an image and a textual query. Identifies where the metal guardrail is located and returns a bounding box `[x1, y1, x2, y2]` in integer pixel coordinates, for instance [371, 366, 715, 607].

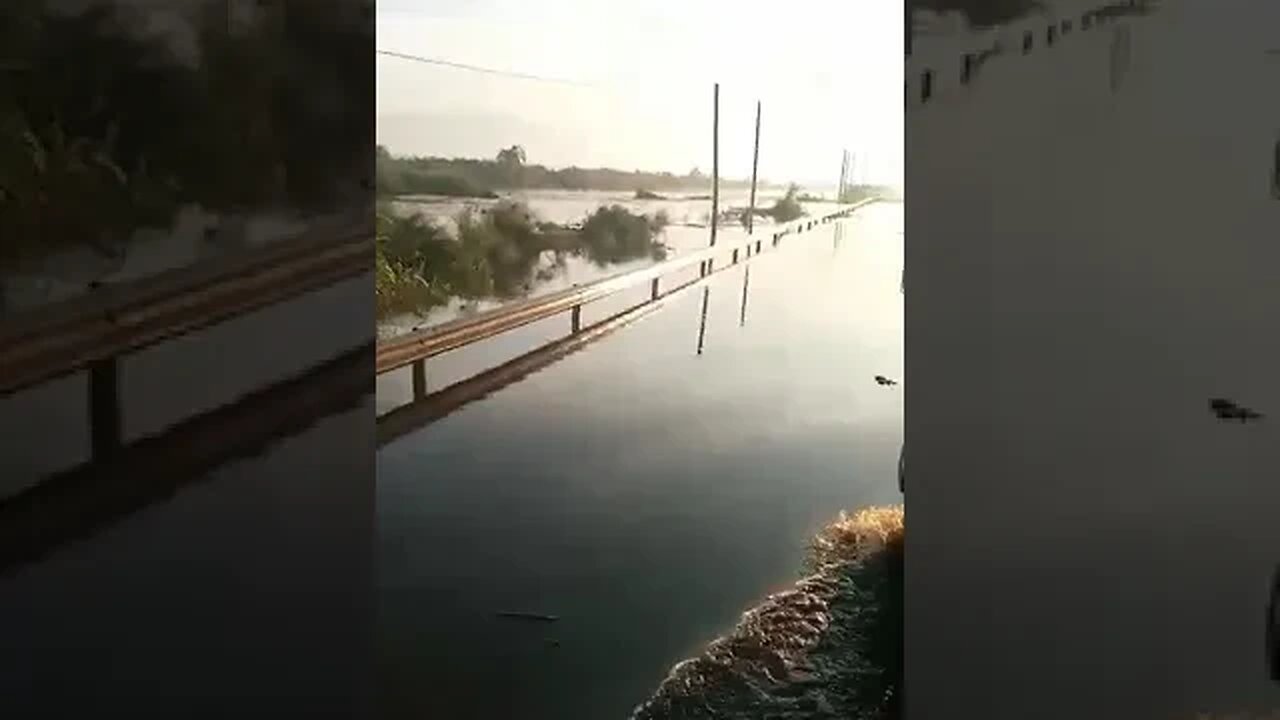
[907, 1, 1154, 107]
[0, 201, 870, 467]
[0, 343, 373, 575]
[376, 199, 879, 386]
[374, 200, 881, 435]
[0, 226, 373, 461]
[0, 201, 875, 569]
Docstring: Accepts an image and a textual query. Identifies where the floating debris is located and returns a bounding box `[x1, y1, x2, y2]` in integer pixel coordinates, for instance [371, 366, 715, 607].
[874, 375, 898, 387]
[1208, 397, 1265, 423]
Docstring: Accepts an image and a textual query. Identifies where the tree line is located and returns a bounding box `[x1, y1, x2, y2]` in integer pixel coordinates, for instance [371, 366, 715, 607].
[1, 1, 373, 277]
[376, 144, 774, 199]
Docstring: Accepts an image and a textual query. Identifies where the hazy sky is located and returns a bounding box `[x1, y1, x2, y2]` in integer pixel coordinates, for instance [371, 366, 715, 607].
[376, 0, 903, 187]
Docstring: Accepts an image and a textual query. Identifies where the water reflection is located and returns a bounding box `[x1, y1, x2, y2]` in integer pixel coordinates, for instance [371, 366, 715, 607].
[1270, 564, 1280, 684]
[377, 205, 903, 719]
[0, 346, 373, 576]
[0, 1, 372, 314]
[695, 286, 712, 356]
[1271, 139, 1279, 199]
[0, 399, 374, 716]
[1110, 24, 1133, 92]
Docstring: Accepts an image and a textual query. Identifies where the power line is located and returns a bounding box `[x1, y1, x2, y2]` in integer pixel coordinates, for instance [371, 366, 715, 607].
[376, 49, 597, 88]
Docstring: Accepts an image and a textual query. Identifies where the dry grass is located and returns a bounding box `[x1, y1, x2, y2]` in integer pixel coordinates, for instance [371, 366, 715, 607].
[811, 505, 904, 566]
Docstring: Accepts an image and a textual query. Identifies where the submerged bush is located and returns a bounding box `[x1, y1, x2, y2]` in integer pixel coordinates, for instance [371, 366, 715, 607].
[766, 184, 806, 223]
[375, 207, 452, 318]
[375, 201, 670, 321]
[578, 205, 670, 265]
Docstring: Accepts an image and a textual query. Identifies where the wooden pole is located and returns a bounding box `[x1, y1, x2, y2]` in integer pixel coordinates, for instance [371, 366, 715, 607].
[696, 287, 711, 355]
[838, 150, 848, 203]
[710, 83, 720, 248]
[89, 358, 122, 461]
[747, 101, 761, 235]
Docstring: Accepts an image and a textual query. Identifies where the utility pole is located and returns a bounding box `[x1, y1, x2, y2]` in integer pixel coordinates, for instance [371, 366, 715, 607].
[710, 83, 720, 249]
[747, 101, 761, 235]
[838, 150, 848, 203]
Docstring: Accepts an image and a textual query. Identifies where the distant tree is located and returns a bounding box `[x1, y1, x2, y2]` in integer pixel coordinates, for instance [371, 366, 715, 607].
[496, 144, 526, 167]
[496, 144, 526, 186]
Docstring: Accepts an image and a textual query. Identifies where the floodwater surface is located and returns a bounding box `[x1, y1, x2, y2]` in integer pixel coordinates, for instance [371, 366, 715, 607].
[376, 203, 903, 719]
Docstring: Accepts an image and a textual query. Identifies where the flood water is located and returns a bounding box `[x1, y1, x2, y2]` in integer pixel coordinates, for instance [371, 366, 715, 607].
[376, 202, 903, 719]
[908, 0, 1280, 717]
[378, 188, 839, 337]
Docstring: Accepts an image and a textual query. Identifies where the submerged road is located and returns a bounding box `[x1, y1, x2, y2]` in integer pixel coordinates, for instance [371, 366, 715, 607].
[377, 205, 903, 719]
[909, 1, 1280, 717]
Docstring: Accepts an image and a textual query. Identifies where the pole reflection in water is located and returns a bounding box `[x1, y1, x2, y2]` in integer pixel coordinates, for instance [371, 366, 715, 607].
[738, 267, 751, 328]
[695, 286, 711, 356]
[1271, 138, 1279, 199]
[1269, 563, 1279, 683]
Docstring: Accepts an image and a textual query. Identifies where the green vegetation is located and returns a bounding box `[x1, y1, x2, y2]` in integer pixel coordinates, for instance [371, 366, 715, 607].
[765, 184, 807, 223]
[376, 146, 497, 198]
[1, 2, 371, 279]
[376, 144, 770, 196]
[375, 211, 452, 319]
[375, 201, 670, 321]
[579, 205, 670, 264]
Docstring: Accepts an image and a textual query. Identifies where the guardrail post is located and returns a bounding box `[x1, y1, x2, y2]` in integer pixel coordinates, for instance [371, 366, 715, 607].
[411, 359, 427, 400]
[1023, 30, 1033, 53]
[961, 53, 973, 84]
[571, 304, 582, 333]
[650, 277, 660, 301]
[920, 69, 933, 102]
[1047, 25, 1056, 46]
[732, 248, 739, 263]
[756, 239, 762, 254]
[89, 357, 122, 461]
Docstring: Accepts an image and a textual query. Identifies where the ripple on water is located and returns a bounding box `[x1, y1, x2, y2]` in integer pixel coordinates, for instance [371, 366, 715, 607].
[632, 507, 904, 720]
